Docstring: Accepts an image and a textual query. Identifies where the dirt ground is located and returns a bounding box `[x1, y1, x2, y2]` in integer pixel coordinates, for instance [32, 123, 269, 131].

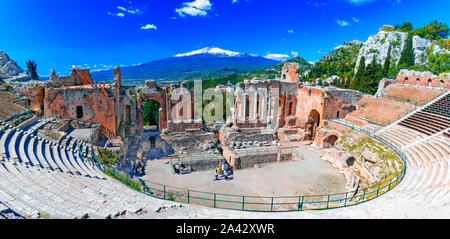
[140, 143, 346, 198]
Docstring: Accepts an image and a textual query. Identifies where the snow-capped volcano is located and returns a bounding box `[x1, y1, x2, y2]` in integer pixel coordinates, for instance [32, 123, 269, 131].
[174, 47, 243, 57]
[91, 47, 279, 83]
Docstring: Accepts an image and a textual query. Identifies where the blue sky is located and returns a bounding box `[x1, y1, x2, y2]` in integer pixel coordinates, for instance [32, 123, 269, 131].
[0, 0, 449, 76]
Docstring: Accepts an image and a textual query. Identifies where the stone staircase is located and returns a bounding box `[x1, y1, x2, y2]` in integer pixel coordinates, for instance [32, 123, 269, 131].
[398, 92, 449, 137]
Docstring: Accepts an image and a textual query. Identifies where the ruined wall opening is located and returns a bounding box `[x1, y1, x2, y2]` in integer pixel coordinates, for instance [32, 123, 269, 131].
[404, 78, 409, 85]
[440, 80, 445, 88]
[76, 106, 84, 119]
[346, 157, 356, 167]
[245, 95, 250, 119]
[308, 110, 320, 139]
[427, 79, 433, 87]
[288, 102, 293, 116]
[143, 99, 161, 129]
[149, 136, 156, 149]
[125, 105, 131, 123]
[323, 135, 339, 148]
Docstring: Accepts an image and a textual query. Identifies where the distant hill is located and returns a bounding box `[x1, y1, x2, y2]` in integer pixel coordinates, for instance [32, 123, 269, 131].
[182, 56, 313, 91]
[90, 47, 279, 84]
[303, 21, 450, 94]
[0, 51, 24, 79]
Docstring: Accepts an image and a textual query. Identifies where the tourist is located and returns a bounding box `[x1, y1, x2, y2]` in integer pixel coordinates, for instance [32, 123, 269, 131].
[214, 169, 219, 181]
[175, 163, 181, 175]
[216, 167, 221, 177]
[223, 167, 228, 181]
[130, 160, 135, 175]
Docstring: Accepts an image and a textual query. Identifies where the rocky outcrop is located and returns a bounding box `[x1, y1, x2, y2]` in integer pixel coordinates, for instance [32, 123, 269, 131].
[354, 30, 450, 72]
[0, 51, 24, 79]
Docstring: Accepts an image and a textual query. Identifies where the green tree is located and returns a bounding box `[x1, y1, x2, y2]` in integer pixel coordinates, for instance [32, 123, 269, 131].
[361, 58, 384, 94]
[26, 60, 39, 81]
[413, 20, 449, 40]
[318, 79, 323, 86]
[142, 100, 160, 126]
[351, 56, 366, 90]
[398, 34, 414, 68]
[383, 44, 392, 76]
[397, 22, 414, 33]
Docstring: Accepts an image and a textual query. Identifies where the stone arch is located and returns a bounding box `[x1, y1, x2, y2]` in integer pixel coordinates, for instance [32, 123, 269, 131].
[440, 80, 445, 88]
[323, 134, 339, 148]
[427, 79, 433, 87]
[31, 86, 45, 116]
[288, 102, 294, 116]
[142, 99, 161, 129]
[138, 93, 166, 131]
[346, 156, 356, 167]
[307, 110, 320, 139]
[404, 77, 409, 85]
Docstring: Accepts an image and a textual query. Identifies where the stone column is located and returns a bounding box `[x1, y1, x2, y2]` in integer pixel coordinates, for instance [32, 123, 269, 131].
[252, 92, 257, 121]
[242, 93, 247, 121]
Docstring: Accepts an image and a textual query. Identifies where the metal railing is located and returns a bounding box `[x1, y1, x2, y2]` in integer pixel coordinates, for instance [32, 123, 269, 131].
[88, 122, 407, 212]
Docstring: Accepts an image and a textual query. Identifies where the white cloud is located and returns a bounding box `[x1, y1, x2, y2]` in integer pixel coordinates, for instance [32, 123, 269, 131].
[291, 51, 299, 57]
[346, 0, 376, 4]
[232, 0, 239, 3]
[117, 6, 127, 12]
[336, 19, 349, 27]
[264, 54, 290, 61]
[176, 0, 212, 17]
[141, 24, 157, 30]
[352, 17, 359, 23]
[287, 29, 295, 34]
[346, 0, 401, 5]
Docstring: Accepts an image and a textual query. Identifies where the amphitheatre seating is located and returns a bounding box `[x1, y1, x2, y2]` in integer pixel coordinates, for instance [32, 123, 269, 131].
[348, 94, 414, 126]
[398, 92, 449, 136]
[382, 84, 442, 106]
[0, 91, 27, 121]
[0, 119, 176, 218]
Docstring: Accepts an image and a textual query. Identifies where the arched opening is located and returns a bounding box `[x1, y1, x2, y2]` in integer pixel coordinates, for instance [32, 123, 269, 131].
[256, 94, 260, 118]
[125, 105, 131, 123]
[283, 74, 286, 80]
[143, 99, 161, 129]
[416, 78, 420, 85]
[427, 79, 433, 87]
[245, 95, 250, 119]
[149, 136, 156, 149]
[288, 102, 293, 116]
[307, 110, 320, 139]
[76, 106, 83, 119]
[404, 78, 409, 85]
[323, 135, 339, 148]
[440, 80, 445, 88]
[346, 157, 356, 167]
